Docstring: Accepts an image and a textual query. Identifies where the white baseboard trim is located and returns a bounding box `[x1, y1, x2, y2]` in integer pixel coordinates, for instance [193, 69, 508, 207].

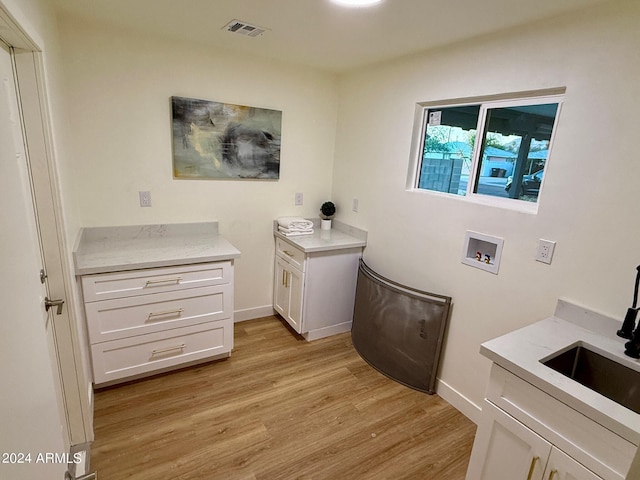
[303, 321, 352, 341]
[234, 305, 275, 323]
[435, 378, 482, 425]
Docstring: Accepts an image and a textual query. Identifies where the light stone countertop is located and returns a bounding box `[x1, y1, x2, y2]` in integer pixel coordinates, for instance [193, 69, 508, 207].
[73, 222, 241, 275]
[481, 299, 640, 446]
[273, 219, 367, 253]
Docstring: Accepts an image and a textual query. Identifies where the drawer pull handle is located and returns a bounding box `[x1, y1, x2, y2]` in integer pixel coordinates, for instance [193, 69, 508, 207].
[147, 308, 184, 320]
[526, 456, 539, 480]
[282, 250, 294, 257]
[145, 277, 182, 287]
[151, 344, 186, 356]
[547, 470, 558, 480]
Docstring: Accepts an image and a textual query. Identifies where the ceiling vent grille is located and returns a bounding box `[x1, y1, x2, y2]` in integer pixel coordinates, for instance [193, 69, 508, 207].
[222, 19, 268, 38]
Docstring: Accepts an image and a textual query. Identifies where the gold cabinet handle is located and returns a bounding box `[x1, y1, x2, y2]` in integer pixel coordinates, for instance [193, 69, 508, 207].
[145, 277, 182, 287]
[151, 344, 186, 357]
[282, 250, 294, 257]
[282, 269, 286, 286]
[526, 456, 540, 480]
[147, 308, 184, 321]
[547, 469, 558, 480]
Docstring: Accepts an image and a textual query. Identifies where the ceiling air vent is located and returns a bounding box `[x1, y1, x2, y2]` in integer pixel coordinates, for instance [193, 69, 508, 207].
[222, 19, 268, 38]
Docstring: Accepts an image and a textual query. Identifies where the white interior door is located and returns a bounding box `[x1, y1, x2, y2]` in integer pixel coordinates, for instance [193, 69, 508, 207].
[0, 39, 68, 479]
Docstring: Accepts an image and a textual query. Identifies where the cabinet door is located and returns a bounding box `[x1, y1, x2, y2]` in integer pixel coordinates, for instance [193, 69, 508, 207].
[274, 257, 305, 333]
[544, 448, 603, 480]
[286, 266, 304, 333]
[466, 400, 551, 480]
[274, 257, 289, 317]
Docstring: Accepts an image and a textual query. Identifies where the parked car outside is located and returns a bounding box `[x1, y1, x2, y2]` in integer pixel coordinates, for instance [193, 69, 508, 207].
[505, 169, 544, 196]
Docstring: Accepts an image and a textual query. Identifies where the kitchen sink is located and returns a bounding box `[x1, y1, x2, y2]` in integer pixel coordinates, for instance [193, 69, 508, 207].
[542, 344, 640, 414]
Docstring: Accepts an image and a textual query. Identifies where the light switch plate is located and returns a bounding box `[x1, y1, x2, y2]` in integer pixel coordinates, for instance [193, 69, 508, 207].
[139, 191, 152, 207]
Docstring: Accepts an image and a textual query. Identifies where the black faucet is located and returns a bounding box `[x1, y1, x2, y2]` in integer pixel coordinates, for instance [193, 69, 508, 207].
[621, 266, 640, 358]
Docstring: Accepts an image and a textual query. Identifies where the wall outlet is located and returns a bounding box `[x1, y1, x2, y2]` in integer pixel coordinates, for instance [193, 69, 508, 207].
[536, 239, 556, 264]
[352, 198, 359, 212]
[139, 191, 152, 207]
[294, 192, 303, 206]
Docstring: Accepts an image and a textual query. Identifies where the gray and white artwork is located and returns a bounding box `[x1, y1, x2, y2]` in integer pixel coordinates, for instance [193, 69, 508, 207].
[171, 96, 281, 179]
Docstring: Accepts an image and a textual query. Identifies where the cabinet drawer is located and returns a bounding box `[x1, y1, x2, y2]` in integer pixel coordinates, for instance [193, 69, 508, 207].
[85, 284, 232, 343]
[91, 321, 232, 385]
[275, 238, 305, 271]
[81, 262, 232, 302]
[486, 364, 634, 480]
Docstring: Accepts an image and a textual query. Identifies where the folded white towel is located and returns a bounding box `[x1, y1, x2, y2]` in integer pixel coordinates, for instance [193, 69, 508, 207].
[278, 226, 314, 236]
[277, 216, 314, 230]
[279, 230, 314, 237]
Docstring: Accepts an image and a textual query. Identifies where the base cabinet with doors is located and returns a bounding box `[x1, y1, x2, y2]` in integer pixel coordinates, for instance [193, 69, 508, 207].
[466, 364, 636, 480]
[273, 225, 366, 341]
[471, 399, 601, 480]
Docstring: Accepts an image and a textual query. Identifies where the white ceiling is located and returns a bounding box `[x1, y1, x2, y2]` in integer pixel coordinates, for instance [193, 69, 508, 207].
[51, 0, 611, 72]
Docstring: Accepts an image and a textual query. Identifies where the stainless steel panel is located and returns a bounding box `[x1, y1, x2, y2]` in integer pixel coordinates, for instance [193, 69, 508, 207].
[351, 260, 451, 394]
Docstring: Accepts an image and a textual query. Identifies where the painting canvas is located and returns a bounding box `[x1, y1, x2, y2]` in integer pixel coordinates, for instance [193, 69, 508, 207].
[171, 96, 282, 179]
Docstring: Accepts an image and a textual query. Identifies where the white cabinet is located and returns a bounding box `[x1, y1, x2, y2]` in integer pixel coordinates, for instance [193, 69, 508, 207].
[81, 261, 234, 386]
[466, 364, 634, 480]
[470, 400, 602, 480]
[273, 236, 363, 341]
[274, 255, 304, 333]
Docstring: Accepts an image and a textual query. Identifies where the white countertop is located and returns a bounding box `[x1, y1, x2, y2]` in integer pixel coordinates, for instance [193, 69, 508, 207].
[73, 222, 241, 275]
[273, 219, 367, 253]
[481, 299, 640, 445]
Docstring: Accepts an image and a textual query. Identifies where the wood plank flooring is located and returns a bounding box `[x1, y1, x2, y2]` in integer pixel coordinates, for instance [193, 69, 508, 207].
[91, 316, 476, 480]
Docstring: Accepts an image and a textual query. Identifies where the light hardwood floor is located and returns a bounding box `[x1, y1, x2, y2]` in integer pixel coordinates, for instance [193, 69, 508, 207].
[91, 316, 476, 480]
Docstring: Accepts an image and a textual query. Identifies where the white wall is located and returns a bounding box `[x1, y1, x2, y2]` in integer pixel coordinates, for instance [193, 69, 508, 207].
[57, 15, 339, 318]
[332, 0, 640, 418]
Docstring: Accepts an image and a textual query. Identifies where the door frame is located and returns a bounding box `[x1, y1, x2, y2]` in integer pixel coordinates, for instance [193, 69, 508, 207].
[0, 1, 92, 448]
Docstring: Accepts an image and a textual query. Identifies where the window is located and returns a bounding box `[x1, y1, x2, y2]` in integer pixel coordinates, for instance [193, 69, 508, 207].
[410, 90, 563, 209]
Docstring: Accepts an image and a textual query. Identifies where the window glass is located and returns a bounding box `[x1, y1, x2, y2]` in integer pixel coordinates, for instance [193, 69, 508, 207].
[419, 105, 479, 195]
[475, 103, 558, 202]
[415, 96, 561, 207]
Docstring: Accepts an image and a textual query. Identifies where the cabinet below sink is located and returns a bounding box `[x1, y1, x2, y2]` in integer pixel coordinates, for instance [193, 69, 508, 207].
[466, 300, 640, 480]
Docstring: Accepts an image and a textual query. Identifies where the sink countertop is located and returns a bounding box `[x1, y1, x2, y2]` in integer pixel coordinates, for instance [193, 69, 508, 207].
[273, 219, 367, 253]
[74, 222, 241, 275]
[481, 299, 640, 446]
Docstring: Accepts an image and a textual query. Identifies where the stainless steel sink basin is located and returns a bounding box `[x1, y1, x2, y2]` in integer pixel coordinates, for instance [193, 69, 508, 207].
[542, 344, 640, 414]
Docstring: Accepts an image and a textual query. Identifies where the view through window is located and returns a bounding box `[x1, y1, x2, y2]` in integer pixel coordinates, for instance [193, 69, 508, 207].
[415, 94, 562, 205]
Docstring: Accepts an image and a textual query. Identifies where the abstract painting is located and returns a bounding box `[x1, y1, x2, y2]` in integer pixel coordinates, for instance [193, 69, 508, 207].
[171, 96, 282, 179]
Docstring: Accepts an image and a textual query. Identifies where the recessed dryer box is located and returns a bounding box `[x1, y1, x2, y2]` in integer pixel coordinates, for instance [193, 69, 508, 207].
[462, 231, 504, 274]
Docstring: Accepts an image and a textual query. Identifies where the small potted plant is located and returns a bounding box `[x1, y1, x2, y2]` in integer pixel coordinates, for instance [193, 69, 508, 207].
[320, 201, 336, 230]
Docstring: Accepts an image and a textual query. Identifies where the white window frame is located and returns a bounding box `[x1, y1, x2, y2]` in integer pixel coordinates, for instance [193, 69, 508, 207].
[407, 88, 565, 214]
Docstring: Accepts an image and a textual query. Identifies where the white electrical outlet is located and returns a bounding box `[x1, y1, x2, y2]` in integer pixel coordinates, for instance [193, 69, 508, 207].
[352, 198, 359, 212]
[139, 191, 152, 207]
[535, 239, 556, 264]
[294, 192, 303, 206]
